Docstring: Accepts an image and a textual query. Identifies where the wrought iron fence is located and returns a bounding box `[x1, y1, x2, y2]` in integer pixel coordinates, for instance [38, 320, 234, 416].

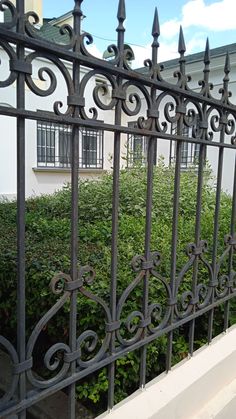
[1, 0, 236, 418]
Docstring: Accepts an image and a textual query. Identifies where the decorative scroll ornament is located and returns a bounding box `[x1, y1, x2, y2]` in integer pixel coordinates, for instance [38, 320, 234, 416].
[215, 234, 236, 298]
[0, 0, 17, 29]
[25, 51, 75, 116]
[24, 11, 76, 50]
[116, 252, 171, 346]
[0, 40, 18, 87]
[175, 240, 213, 318]
[24, 267, 112, 388]
[0, 336, 19, 407]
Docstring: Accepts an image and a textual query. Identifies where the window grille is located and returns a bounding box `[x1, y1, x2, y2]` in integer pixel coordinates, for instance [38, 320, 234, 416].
[37, 122, 103, 169]
[170, 121, 201, 168]
[127, 121, 149, 166]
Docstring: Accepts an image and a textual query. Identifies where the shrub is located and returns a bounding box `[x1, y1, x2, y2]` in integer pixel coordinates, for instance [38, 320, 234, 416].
[0, 161, 235, 413]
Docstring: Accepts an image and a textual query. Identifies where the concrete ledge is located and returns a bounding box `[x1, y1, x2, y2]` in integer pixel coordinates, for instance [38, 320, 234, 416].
[33, 167, 104, 174]
[98, 326, 236, 419]
[192, 376, 236, 419]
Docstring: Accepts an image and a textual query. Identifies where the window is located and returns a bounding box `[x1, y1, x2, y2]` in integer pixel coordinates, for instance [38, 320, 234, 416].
[81, 128, 102, 168]
[59, 127, 72, 166]
[127, 121, 148, 167]
[170, 121, 200, 169]
[37, 122, 56, 165]
[37, 122, 103, 169]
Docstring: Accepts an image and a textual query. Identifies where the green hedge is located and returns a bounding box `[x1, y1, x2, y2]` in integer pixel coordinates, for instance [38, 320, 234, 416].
[0, 161, 235, 412]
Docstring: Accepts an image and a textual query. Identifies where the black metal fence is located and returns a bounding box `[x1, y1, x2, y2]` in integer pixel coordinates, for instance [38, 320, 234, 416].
[1, 0, 236, 418]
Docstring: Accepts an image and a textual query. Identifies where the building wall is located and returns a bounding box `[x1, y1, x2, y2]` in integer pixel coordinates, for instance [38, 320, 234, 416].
[0, 50, 117, 199]
[10, 0, 43, 24]
[1, 44, 236, 199]
[121, 52, 236, 194]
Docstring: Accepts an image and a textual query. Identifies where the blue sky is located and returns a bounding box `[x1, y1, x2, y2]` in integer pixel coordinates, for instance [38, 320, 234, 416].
[43, 0, 236, 67]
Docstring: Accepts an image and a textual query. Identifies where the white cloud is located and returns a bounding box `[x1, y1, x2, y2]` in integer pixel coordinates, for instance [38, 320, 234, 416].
[161, 0, 236, 40]
[161, 19, 180, 40]
[182, 0, 236, 31]
[185, 33, 206, 53]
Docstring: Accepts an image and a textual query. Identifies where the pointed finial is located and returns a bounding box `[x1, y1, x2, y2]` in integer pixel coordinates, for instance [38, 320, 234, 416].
[117, 0, 126, 22]
[202, 37, 211, 91]
[151, 7, 161, 78]
[73, 0, 83, 17]
[178, 26, 186, 55]
[152, 7, 160, 38]
[204, 38, 210, 65]
[224, 51, 231, 75]
[221, 50, 231, 103]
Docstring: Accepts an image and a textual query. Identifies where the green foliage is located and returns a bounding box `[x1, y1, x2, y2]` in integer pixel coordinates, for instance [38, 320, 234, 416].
[0, 161, 235, 413]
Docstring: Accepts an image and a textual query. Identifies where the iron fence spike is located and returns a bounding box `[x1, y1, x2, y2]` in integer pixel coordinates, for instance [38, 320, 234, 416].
[117, 0, 126, 22]
[178, 25, 186, 55]
[204, 38, 210, 64]
[224, 51, 231, 74]
[152, 7, 160, 38]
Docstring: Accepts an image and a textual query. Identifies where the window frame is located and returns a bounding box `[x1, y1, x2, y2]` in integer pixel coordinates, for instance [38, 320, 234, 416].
[127, 121, 148, 167]
[170, 120, 201, 169]
[37, 122, 104, 169]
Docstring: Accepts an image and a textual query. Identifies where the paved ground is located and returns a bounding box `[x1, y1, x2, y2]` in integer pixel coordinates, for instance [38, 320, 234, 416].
[0, 350, 94, 419]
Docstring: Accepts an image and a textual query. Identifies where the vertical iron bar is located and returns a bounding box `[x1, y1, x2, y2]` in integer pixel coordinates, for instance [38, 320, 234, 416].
[208, 128, 225, 343]
[16, 0, 26, 417]
[108, 0, 125, 410]
[108, 126, 120, 410]
[166, 27, 186, 371]
[224, 155, 236, 331]
[139, 6, 159, 389]
[68, 2, 82, 418]
[68, 124, 79, 419]
[189, 143, 205, 355]
[209, 54, 230, 340]
[139, 136, 155, 387]
[166, 128, 182, 371]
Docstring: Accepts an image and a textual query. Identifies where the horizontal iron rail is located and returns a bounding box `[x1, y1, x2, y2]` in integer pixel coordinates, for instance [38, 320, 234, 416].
[0, 106, 235, 150]
[1, 289, 236, 418]
[1, 30, 236, 115]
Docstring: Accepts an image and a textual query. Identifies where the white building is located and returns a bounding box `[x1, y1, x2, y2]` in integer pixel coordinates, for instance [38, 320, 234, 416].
[0, 1, 236, 199]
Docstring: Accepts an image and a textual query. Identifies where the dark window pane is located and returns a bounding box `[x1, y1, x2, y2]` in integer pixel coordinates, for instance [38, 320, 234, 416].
[37, 123, 55, 165]
[194, 143, 200, 162]
[133, 136, 143, 162]
[59, 130, 71, 166]
[82, 133, 97, 166]
[127, 121, 147, 167]
[181, 142, 189, 166]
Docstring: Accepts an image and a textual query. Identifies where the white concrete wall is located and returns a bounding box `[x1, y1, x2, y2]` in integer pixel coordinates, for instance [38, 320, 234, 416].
[98, 326, 236, 419]
[1, 45, 236, 198]
[10, 0, 43, 24]
[0, 115, 16, 199]
[0, 50, 116, 198]
[122, 52, 236, 193]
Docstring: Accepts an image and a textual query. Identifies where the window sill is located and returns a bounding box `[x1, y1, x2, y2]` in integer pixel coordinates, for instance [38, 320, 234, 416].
[33, 167, 104, 174]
